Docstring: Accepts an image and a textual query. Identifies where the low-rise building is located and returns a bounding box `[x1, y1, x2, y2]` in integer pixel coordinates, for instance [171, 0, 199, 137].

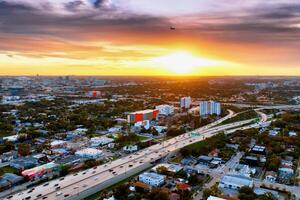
[207, 196, 226, 200]
[153, 163, 183, 173]
[50, 140, 67, 148]
[75, 148, 104, 159]
[155, 105, 174, 116]
[219, 174, 254, 190]
[108, 126, 122, 133]
[232, 164, 254, 177]
[198, 155, 213, 166]
[3, 135, 19, 142]
[90, 136, 114, 147]
[250, 145, 266, 155]
[153, 126, 167, 133]
[21, 162, 58, 180]
[278, 167, 294, 179]
[55, 155, 82, 166]
[225, 144, 240, 150]
[288, 131, 297, 137]
[269, 130, 279, 136]
[10, 157, 38, 170]
[134, 120, 150, 130]
[264, 171, 277, 183]
[181, 157, 196, 166]
[123, 145, 138, 153]
[139, 172, 165, 187]
[254, 188, 281, 200]
[127, 109, 159, 123]
[2, 173, 23, 186]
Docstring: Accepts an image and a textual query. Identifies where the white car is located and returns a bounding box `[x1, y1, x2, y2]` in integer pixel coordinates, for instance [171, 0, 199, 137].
[56, 192, 62, 196]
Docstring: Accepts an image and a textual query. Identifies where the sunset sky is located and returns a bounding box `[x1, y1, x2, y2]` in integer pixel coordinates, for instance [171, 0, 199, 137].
[0, 0, 300, 76]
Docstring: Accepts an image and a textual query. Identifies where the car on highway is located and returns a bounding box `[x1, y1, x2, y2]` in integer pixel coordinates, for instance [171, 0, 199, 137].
[37, 194, 42, 198]
[56, 191, 62, 196]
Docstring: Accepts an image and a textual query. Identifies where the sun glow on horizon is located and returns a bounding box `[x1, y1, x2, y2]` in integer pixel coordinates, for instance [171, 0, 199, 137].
[150, 51, 229, 74]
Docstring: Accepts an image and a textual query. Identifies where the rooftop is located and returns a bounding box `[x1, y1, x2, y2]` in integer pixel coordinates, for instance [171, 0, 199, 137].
[139, 172, 165, 180]
[220, 174, 253, 187]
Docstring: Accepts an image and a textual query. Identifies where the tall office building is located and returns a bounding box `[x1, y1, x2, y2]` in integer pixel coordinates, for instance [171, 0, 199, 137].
[200, 101, 221, 117]
[180, 97, 191, 109]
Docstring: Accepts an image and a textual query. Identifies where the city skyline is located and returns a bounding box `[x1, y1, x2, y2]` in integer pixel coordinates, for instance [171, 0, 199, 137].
[1, 0, 300, 76]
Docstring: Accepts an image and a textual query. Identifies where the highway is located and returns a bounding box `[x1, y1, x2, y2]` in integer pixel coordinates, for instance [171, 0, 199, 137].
[7, 110, 268, 200]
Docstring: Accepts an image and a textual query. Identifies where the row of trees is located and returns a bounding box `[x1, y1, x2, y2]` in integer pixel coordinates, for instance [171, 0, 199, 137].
[180, 133, 230, 157]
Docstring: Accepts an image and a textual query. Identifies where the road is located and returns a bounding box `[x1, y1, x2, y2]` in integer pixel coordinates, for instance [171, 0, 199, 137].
[6, 110, 270, 200]
[255, 110, 268, 122]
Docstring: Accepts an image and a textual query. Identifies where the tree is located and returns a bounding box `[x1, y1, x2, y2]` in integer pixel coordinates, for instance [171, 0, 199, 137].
[175, 170, 188, 179]
[156, 166, 170, 176]
[188, 174, 200, 186]
[203, 188, 213, 200]
[166, 127, 185, 137]
[83, 159, 101, 169]
[257, 193, 277, 200]
[59, 165, 71, 176]
[147, 188, 169, 200]
[176, 189, 192, 200]
[114, 184, 130, 200]
[267, 155, 280, 171]
[18, 143, 31, 156]
[203, 185, 221, 200]
[238, 186, 256, 200]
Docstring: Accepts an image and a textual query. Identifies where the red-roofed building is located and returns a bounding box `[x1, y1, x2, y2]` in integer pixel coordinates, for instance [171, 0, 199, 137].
[127, 109, 159, 123]
[176, 183, 191, 190]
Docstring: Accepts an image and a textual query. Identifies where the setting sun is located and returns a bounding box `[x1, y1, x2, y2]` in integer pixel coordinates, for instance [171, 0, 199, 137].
[151, 51, 229, 74]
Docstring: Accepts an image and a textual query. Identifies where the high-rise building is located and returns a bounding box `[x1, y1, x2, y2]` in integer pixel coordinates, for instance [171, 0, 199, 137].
[200, 101, 209, 116]
[200, 101, 221, 117]
[210, 101, 221, 115]
[180, 97, 191, 109]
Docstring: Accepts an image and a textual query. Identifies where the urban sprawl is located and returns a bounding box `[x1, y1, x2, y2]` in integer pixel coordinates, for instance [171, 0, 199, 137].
[0, 76, 299, 200]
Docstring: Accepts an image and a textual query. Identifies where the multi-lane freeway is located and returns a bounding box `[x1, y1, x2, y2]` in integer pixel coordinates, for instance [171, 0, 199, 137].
[5, 109, 270, 200]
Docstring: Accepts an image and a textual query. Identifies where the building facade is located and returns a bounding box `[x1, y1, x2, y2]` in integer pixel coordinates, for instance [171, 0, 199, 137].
[200, 101, 221, 117]
[155, 105, 174, 116]
[180, 97, 191, 109]
[127, 109, 159, 123]
[219, 174, 254, 190]
[75, 148, 103, 159]
[139, 172, 165, 187]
